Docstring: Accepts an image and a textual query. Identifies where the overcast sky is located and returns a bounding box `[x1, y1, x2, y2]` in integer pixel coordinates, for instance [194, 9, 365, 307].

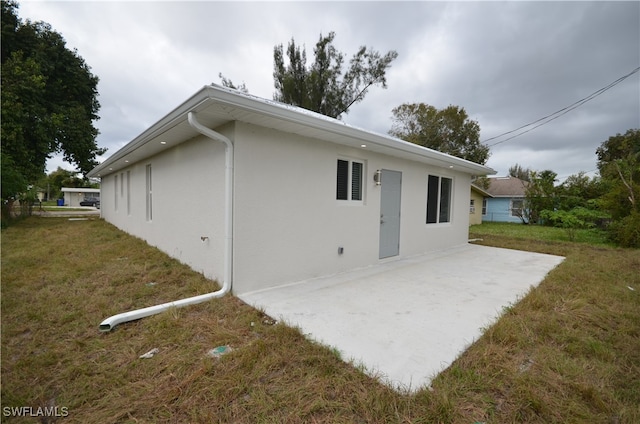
[19, 1, 640, 181]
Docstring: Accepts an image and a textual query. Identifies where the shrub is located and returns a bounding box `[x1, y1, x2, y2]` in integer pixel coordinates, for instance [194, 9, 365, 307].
[608, 211, 640, 248]
[540, 210, 586, 241]
[540, 207, 613, 242]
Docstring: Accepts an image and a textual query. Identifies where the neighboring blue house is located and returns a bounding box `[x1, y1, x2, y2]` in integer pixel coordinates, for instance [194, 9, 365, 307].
[482, 176, 529, 223]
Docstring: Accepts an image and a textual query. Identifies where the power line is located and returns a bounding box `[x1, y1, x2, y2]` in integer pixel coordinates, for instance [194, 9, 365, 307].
[556, 168, 599, 182]
[483, 66, 640, 147]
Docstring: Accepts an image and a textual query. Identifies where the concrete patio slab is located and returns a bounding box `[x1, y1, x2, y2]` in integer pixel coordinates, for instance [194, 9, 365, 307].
[238, 243, 564, 392]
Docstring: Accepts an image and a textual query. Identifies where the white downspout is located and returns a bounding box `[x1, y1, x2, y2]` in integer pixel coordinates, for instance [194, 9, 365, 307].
[98, 111, 233, 332]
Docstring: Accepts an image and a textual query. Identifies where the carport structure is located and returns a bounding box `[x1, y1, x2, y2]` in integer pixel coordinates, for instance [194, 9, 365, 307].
[239, 243, 564, 392]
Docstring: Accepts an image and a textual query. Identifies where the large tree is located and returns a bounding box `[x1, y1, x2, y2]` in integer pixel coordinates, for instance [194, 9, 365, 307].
[556, 171, 604, 211]
[524, 170, 558, 224]
[273, 31, 398, 119]
[389, 103, 490, 164]
[508, 163, 532, 182]
[595, 128, 640, 219]
[1, 1, 105, 196]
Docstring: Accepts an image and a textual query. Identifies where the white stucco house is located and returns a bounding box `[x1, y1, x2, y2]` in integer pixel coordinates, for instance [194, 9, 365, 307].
[88, 85, 495, 295]
[61, 187, 101, 207]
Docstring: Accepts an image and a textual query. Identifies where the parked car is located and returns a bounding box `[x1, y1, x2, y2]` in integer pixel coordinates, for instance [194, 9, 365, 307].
[80, 198, 100, 207]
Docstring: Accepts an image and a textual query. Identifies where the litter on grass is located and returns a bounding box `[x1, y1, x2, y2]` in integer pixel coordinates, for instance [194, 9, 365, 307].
[139, 348, 159, 359]
[206, 345, 232, 358]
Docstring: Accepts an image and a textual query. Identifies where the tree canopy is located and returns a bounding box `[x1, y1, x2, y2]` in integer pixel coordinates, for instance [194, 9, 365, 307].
[556, 171, 604, 211]
[497, 129, 638, 246]
[217, 72, 248, 93]
[523, 170, 558, 224]
[508, 163, 532, 182]
[389, 103, 490, 165]
[595, 128, 639, 219]
[272, 32, 398, 119]
[1, 1, 105, 197]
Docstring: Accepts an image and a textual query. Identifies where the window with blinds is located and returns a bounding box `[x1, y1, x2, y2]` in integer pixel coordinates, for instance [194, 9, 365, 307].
[351, 161, 363, 201]
[336, 159, 364, 202]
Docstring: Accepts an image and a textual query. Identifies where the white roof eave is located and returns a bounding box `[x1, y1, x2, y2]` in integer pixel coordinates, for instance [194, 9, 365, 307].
[88, 85, 496, 178]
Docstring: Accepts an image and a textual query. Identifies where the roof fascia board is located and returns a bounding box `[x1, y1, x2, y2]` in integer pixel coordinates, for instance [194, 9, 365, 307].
[204, 85, 495, 175]
[89, 84, 495, 177]
[471, 185, 494, 197]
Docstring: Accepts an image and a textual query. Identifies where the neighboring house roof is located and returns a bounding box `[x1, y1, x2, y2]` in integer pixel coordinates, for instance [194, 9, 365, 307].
[471, 184, 493, 198]
[485, 176, 529, 197]
[88, 85, 496, 178]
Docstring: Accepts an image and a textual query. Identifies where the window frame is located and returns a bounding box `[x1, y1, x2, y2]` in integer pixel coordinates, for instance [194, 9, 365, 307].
[482, 198, 488, 216]
[336, 158, 365, 203]
[469, 198, 475, 214]
[426, 174, 453, 224]
[126, 170, 131, 216]
[146, 164, 153, 222]
[510, 198, 524, 217]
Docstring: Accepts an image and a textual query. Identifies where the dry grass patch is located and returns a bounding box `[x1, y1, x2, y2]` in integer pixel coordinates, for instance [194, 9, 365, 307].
[1, 218, 638, 423]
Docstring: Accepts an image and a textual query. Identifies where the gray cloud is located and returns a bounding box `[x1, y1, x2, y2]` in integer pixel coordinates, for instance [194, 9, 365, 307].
[19, 1, 639, 181]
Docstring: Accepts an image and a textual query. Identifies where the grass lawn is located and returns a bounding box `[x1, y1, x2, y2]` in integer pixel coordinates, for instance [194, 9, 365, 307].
[2, 217, 639, 423]
[470, 221, 612, 246]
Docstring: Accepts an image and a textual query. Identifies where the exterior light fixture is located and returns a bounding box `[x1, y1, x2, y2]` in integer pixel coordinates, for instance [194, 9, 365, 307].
[360, 144, 367, 148]
[160, 141, 167, 145]
[373, 169, 382, 186]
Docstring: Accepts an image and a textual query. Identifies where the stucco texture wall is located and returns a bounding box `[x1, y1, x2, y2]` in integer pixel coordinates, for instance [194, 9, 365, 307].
[99, 120, 474, 295]
[231, 122, 472, 294]
[100, 126, 230, 283]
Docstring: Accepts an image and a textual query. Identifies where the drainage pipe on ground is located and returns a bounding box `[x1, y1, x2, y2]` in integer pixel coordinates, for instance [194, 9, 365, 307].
[98, 111, 234, 332]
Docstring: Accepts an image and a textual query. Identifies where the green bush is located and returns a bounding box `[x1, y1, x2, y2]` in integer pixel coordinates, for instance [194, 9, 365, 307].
[571, 206, 609, 225]
[608, 212, 640, 248]
[540, 210, 587, 241]
[540, 207, 612, 242]
[541, 209, 584, 227]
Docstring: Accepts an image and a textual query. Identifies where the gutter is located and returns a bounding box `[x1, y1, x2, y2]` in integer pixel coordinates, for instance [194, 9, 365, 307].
[98, 111, 234, 332]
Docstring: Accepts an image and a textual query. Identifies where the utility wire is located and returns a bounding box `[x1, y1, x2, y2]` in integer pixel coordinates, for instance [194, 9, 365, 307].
[556, 168, 599, 182]
[483, 66, 640, 147]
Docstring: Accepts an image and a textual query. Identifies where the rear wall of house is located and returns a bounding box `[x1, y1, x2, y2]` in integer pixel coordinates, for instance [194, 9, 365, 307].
[99, 121, 475, 295]
[232, 122, 472, 294]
